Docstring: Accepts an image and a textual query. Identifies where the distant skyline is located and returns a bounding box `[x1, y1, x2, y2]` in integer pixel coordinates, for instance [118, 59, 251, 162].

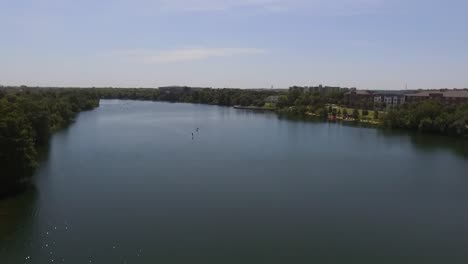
[1, 0, 467, 90]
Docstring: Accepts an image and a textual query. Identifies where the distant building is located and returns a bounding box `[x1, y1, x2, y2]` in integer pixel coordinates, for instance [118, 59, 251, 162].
[308, 85, 342, 95]
[373, 91, 406, 108]
[344, 88, 372, 99]
[343, 88, 374, 108]
[290, 85, 347, 96]
[345, 88, 373, 97]
[404, 89, 468, 104]
[265, 96, 280, 104]
[158, 86, 211, 94]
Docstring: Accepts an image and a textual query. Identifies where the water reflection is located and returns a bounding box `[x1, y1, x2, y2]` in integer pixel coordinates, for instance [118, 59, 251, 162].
[1, 101, 467, 264]
[275, 112, 468, 159]
[377, 129, 468, 159]
[0, 186, 38, 242]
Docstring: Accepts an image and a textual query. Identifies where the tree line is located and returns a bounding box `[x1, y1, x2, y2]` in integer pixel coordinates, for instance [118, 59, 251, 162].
[0, 86, 279, 196]
[1, 86, 466, 196]
[270, 87, 468, 137]
[0, 88, 99, 196]
[97, 87, 279, 107]
[383, 100, 468, 136]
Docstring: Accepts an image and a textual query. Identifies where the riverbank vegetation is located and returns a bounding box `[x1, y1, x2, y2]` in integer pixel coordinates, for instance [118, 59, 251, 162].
[95, 87, 468, 137]
[0, 88, 99, 197]
[97, 87, 278, 107]
[383, 100, 468, 136]
[1, 86, 467, 196]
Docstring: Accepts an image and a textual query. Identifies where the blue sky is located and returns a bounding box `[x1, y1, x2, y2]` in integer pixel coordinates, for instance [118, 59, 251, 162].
[1, 0, 467, 89]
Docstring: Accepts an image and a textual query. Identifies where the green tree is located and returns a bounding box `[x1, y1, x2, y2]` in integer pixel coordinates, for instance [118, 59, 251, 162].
[0, 88, 100, 196]
[277, 95, 288, 108]
[352, 109, 359, 120]
[317, 108, 328, 119]
[373, 110, 379, 120]
[418, 117, 433, 132]
[332, 108, 337, 117]
[342, 108, 349, 116]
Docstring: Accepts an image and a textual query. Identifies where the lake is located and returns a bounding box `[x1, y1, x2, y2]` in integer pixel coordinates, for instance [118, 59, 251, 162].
[1, 100, 468, 264]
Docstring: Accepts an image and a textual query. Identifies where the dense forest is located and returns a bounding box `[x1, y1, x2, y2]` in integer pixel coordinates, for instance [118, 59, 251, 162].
[0, 86, 281, 196]
[97, 87, 280, 106]
[383, 100, 468, 136]
[97, 86, 345, 114]
[1, 86, 467, 197]
[282, 89, 468, 136]
[95, 87, 468, 137]
[0, 88, 99, 197]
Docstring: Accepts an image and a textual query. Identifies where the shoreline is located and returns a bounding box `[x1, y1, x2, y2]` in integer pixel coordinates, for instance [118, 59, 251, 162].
[235, 106, 383, 126]
[233, 105, 276, 111]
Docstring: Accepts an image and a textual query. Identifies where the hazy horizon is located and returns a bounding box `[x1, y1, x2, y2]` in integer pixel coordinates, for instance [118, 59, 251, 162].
[3, 85, 468, 91]
[1, 0, 467, 90]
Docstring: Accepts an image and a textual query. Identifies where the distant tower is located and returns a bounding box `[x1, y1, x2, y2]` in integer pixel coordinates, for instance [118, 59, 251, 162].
[271, 85, 274, 89]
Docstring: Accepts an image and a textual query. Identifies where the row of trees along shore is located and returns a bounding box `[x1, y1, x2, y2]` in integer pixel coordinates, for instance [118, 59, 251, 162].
[286, 89, 467, 137]
[1, 86, 467, 196]
[0, 88, 99, 197]
[97, 87, 279, 106]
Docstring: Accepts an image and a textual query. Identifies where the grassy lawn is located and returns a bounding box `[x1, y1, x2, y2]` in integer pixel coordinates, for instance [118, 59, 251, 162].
[327, 105, 386, 122]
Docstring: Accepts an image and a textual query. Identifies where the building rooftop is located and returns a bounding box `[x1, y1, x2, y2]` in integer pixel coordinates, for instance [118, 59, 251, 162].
[373, 90, 413, 95]
[265, 96, 280, 103]
[345, 90, 372, 95]
[406, 90, 468, 98]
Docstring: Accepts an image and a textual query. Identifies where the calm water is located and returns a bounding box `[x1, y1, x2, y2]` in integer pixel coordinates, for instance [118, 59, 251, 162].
[1, 100, 468, 264]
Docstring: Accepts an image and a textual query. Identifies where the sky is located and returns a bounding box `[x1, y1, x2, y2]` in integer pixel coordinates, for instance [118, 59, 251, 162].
[1, 0, 467, 90]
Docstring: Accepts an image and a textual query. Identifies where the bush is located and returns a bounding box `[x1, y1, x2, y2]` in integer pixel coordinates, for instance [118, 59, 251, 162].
[352, 109, 359, 120]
